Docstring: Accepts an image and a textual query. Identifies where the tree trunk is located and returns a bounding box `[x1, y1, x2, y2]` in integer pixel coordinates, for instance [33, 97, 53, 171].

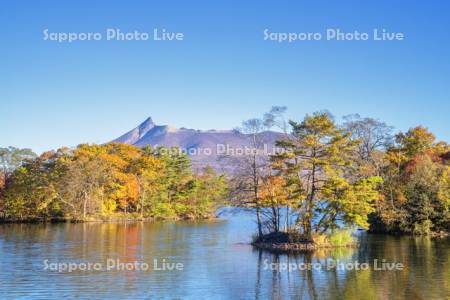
[253, 154, 263, 237]
[141, 193, 145, 218]
[305, 161, 317, 239]
[256, 206, 263, 237]
[271, 205, 278, 232]
[83, 192, 88, 220]
[137, 176, 145, 219]
[285, 205, 289, 231]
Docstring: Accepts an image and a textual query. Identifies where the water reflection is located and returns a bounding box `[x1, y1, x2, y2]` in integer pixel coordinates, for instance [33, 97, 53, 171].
[0, 211, 448, 299]
[253, 234, 449, 300]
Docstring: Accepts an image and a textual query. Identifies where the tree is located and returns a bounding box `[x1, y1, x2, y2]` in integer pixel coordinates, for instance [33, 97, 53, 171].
[0, 171, 5, 192]
[343, 114, 393, 177]
[273, 112, 380, 238]
[186, 166, 228, 219]
[395, 126, 436, 157]
[0, 147, 37, 174]
[320, 176, 382, 231]
[130, 148, 165, 218]
[57, 153, 113, 219]
[155, 147, 191, 198]
[0, 147, 37, 193]
[371, 126, 450, 234]
[263, 106, 289, 134]
[343, 115, 394, 161]
[228, 115, 275, 238]
[259, 175, 289, 233]
[2, 152, 59, 220]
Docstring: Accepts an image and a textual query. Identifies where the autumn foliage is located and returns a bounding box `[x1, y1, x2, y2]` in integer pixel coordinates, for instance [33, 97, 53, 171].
[233, 109, 449, 240]
[0, 143, 227, 221]
[371, 127, 450, 234]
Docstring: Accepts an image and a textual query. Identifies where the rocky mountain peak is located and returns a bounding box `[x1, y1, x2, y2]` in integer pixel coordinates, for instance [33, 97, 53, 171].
[137, 117, 155, 138]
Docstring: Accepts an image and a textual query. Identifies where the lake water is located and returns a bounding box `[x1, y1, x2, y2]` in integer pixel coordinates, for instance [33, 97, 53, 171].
[0, 209, 448, 299]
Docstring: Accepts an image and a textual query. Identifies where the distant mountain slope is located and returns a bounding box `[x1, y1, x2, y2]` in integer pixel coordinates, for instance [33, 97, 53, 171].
[113, 117, 282, 172]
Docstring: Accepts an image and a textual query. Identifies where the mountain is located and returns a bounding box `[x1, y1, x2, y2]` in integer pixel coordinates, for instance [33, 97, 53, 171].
[113, 117, 282, 172]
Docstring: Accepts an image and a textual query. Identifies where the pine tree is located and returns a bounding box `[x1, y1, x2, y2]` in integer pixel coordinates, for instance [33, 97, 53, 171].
[272, 112, 379, 238]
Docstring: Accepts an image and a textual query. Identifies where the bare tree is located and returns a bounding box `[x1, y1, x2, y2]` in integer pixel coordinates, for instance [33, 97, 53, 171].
[343, 114, 393, 160]
[263, 106, 288, 134]
[224, 107, 291, 238]
[263, 106, 294, 230]
[343, 114, 394, 176]
[235, 118, 271, 237]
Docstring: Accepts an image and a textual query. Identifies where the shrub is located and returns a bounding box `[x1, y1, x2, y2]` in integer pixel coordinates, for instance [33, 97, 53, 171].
[413, 220, 433, 235]
[328, 229, 356, 247]
[312, 233, 330, 247]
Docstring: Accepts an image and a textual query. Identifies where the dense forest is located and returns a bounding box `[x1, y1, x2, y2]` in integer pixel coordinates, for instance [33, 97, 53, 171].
[0, 110, 448, 238]
[0, 144, 227, 221]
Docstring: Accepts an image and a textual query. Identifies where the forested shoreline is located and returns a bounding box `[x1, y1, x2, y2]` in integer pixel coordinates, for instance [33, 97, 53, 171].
[226, 108, 449, 245]
[0, 144, 227, 222]
[0, 109, 449, 240]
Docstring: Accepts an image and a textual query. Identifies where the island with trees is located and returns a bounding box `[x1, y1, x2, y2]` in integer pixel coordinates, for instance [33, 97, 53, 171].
[228, 108, 449, 251]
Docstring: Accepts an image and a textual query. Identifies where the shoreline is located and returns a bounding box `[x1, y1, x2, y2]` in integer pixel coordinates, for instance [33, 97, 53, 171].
[0, 215, 220, 224]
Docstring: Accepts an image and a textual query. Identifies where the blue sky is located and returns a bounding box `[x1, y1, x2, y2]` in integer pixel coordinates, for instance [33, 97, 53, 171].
[1, 0, 449, 153]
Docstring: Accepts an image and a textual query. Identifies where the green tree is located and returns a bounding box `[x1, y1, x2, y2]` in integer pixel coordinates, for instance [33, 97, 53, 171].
[0, 147, 37, 193]
[2, 152, 59, 220]
[273, 112, 380, 238]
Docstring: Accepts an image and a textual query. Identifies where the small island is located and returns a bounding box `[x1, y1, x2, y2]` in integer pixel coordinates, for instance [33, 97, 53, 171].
[252, 230, 357, 252]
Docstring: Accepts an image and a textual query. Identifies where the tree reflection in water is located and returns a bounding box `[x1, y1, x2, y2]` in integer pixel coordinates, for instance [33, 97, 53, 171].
[253, 234, 449, 300]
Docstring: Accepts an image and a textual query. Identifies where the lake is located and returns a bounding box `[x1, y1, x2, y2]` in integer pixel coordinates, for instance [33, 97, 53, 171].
[0, 209, 448, 299]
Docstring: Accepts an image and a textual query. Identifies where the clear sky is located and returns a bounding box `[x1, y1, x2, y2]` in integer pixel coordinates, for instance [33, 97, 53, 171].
[1, 0, 449, 153]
